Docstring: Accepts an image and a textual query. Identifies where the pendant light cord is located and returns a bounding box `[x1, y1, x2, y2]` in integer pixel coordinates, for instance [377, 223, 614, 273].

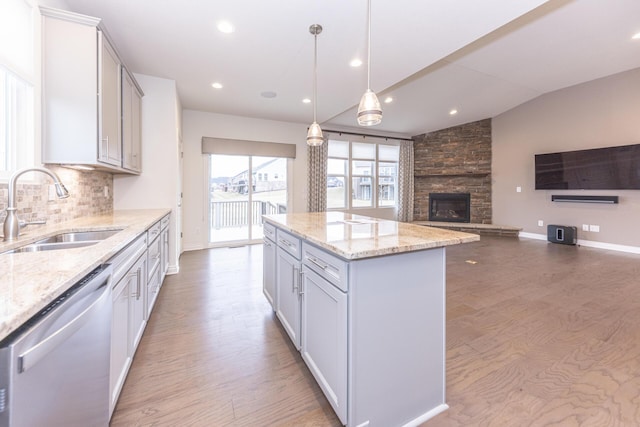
[366, 0, 371, 90]
[313, 31, 318, 122]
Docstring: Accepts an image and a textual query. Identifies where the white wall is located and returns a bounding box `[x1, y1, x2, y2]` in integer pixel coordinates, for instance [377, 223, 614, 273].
[182, 109, 308, 251]
[114, 74, 181, 273]
[492, 67, 640, 249]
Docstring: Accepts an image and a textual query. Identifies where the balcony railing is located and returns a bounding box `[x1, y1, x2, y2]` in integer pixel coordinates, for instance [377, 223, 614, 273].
[211, 200, 286, 229]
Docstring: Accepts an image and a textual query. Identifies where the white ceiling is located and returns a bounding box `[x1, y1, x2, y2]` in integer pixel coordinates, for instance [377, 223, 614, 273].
[61, 0, 640, 138]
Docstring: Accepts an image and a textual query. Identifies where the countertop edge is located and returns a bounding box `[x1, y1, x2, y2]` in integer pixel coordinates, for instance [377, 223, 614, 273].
[264, 214, 480, 260]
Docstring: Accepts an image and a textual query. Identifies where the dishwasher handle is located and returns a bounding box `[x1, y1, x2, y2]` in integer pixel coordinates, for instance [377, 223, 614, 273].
[17, 265, 113, 374]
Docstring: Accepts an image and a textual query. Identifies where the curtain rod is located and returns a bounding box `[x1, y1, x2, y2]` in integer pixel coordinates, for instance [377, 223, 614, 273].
[322, 129, 413, 142]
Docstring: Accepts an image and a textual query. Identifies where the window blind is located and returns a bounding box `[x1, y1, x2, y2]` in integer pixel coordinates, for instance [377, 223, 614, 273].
[201, 137, 296, 159]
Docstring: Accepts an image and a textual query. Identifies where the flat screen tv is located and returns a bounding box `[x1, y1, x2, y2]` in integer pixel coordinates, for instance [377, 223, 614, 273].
[535, 144, 640, 190]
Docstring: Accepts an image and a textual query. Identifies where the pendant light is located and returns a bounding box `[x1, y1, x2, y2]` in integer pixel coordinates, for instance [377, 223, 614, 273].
[357, 0, 382, 126]
[307, 24, 324, 146]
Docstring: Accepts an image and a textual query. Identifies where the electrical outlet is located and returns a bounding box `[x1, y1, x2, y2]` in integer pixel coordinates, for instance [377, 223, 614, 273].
[516, 186, 522, 193]
[537, 220, 544, 227]
[589, 224, 600, 232]
[582, 224, 589, 231]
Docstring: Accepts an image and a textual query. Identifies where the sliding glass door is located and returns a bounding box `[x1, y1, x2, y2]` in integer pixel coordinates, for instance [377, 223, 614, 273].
[209, 155, 287, 245]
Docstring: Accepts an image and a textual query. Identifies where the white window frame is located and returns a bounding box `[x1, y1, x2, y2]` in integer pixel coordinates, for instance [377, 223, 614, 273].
[327, 137, 400, 212]
[0, 0, 38, 180]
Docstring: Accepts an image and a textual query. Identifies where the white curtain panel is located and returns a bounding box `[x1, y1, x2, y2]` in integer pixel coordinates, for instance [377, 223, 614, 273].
[307, 137, 328, 212]
[397, 140, 414, 222]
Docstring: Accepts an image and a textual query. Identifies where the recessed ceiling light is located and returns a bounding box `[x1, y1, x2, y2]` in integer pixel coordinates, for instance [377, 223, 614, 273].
[302, 98, 311, 104]
[384, 96, 393, 104]
[632, 32, 640, 40]
[217, 21, 235, 34]
[211, 82, 223, 89]
[449, 109, 458, 115]
[261, 91, 277, 99]
[350, 58, 363, 67]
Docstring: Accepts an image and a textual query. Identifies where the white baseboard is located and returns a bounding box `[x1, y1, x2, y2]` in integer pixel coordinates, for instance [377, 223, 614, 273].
[182, 244, 206, 252]
[518, 232, 547, 241]
[518, 232, 640, 254]
[402, 404, 449, 427]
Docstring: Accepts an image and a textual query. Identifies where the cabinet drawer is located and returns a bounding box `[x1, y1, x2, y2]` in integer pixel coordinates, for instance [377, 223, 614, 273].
[160, 214, 170, 230]
[302, 242, 348, 292]
[263, 221, 276, 242]
[276, 228, 301, 260]
[147, 234, 161, 281]
[109, 233, 147, 285]
[147, 221, 161, 244]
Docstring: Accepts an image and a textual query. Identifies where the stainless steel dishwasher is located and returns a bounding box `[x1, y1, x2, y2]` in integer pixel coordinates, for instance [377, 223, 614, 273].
[0, 264, 112, 427]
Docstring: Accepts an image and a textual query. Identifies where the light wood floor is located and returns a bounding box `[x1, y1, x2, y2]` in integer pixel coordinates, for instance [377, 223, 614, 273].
[110, 237, 640, 426]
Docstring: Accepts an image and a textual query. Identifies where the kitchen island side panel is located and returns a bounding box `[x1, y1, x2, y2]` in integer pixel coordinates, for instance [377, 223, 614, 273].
[348, 247, 447, 427]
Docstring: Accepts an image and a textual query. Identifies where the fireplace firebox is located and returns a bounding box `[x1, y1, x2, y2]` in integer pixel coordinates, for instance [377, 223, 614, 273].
[429, 193, 471, 223]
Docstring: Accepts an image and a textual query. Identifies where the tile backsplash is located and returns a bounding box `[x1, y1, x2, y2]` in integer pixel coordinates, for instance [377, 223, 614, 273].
[0, 166, 113, 227]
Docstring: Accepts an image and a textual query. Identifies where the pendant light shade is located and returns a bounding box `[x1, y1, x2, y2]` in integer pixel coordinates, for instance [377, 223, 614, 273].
[307, 121, 324, 146]
[307, 24, 324, 146]
[357, 89, 382, 126]
[357, 0, 382, 126]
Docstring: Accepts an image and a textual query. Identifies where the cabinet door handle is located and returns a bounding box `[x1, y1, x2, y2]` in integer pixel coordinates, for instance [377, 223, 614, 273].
[293, 266, 299, 293]
[136, 267, 141, 300]
[279, 239, 294, 248]
[308, 257, 328, 270]
[264, 241, 272, 248]
[299, 271, 305, 296]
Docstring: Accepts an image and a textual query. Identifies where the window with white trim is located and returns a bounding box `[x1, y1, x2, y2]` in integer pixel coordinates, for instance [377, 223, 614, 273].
[327, 138, 399, 210]
[0, 0, 36, 178]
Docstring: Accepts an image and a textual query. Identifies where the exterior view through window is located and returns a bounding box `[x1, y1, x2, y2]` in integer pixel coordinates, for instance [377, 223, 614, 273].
[0, 0, 35, 177]
[209, 155, 287, 244]
[327, 139, 399, 211]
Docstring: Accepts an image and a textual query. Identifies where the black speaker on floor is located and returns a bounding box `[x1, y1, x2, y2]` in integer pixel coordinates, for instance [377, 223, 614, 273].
[547, 225, 577, 245]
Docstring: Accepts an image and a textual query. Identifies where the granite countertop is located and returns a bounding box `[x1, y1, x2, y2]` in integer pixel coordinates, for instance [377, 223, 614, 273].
[263, 211, 479, 260]
[0, 209, 170, 341]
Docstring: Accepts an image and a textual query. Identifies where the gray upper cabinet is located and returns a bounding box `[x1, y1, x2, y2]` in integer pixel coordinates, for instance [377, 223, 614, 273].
[99, 37, 121, 167]
[121, 68, 142, 173]
[40, 7, 143, 174]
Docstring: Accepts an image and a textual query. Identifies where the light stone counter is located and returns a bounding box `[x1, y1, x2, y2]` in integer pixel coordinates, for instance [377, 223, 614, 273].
[0, 209, 170, 341]
[263, 211, 479, 260]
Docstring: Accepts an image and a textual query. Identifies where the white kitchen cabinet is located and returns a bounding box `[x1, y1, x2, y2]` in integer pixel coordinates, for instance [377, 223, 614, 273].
[121, 68, 143, 173]
[301, 266, 347, 424]
[146, 220, 163, 317]
[108, 233, 147, 417]
[276, 247, 301, 349]
[40, 6, 141, 173]
[128, 253, 147, 353]
[160, 214, 170, 280]
[263, 223, 276, 310]
[110, 268, 131, 415]
[99, 37, 121, 166]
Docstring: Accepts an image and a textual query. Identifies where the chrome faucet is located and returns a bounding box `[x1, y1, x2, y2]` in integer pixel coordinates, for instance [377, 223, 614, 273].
[3, 167, 70, 241]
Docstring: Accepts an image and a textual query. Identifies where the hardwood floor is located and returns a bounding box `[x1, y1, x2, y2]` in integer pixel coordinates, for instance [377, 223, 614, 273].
[110, 237, 640, 426]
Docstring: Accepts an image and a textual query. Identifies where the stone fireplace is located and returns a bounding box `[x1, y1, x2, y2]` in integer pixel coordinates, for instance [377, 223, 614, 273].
[412, 119, 492, 224]
[429, 193, 471, 223]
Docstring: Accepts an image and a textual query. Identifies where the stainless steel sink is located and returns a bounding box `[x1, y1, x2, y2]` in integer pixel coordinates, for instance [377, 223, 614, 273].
[33, 229, 123, 244]
[2, 229, 123, 254]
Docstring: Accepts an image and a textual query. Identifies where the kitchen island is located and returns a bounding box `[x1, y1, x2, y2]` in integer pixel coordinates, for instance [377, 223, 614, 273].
[262, 212, 479, 427]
